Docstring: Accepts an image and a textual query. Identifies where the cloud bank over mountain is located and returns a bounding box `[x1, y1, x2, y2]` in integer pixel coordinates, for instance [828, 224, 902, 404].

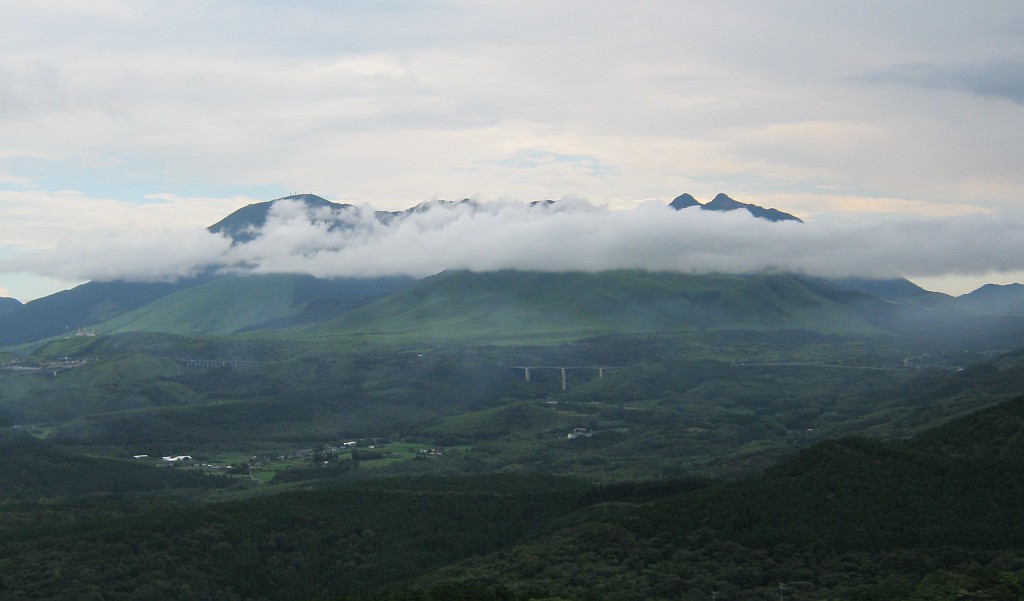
[3, 199, 1024, 287]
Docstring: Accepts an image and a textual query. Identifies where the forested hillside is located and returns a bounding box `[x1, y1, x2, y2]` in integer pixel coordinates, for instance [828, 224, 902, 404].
[3, 398, 1024, 600]
[3, 264, 1024, 600]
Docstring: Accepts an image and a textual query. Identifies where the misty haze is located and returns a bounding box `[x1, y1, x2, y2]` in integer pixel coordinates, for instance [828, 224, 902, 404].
[2, 3, 1024, 600]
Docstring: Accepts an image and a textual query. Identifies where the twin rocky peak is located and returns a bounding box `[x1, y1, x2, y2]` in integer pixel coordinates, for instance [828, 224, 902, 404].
[669, 193, 802, 223]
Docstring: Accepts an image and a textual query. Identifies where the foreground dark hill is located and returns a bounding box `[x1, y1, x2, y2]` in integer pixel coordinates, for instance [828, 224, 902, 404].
[315, 270, 894, 341]
[4, 395, 1024, 600]
[0, 427, 229, 499]
[633, 395, 1024, 555]
[906, 387, 1024, 458]
[422, 395, 1024, 599]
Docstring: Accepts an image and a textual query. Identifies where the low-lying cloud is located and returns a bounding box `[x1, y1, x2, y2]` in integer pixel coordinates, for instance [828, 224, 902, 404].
[3, 198, 1024, 287]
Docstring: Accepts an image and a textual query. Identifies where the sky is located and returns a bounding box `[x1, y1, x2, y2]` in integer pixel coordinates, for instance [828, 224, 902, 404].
[1, 1, 1024, 301]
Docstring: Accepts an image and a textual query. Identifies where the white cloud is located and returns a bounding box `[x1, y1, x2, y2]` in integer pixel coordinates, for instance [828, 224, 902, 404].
[0, 190, 254, 250]
[3, 228, 232, 283]
[1, 2, 1022, 211]
[1, 2, 1024, 297]
[4, 199, 1024, 290]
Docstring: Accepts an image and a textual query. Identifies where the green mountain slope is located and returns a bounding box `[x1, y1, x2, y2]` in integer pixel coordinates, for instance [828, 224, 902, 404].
[0, 278, 212, 346]
[95, 275, 297, 335]
[316, 270, 890, 341]
[91, 274, 413, 336]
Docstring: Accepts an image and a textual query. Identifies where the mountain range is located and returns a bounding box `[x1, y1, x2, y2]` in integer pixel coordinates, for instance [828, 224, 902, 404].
[5, 193, 1024, 601]
[0, 193, 1021, 347]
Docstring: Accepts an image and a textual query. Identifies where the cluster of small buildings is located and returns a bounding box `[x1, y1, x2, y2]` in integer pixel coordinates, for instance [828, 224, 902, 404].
[567, 427, 593, 439]
[132, 454, 195, 464]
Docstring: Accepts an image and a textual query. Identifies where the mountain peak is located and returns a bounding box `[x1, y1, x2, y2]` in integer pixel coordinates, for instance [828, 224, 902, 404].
[703, 193, 747, 211]
[668, 193, 701, 210]
[667, 193, 803, 223]
[0, 296, 22, 319]
[208, 194, 353, 243]
[274, 193, 336, 207]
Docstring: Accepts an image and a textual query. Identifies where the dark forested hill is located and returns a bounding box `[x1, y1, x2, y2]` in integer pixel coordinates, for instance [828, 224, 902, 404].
[417, 395, 1024, 599]
[0, 427, 230, 499]
[4, 396, 1024, 600]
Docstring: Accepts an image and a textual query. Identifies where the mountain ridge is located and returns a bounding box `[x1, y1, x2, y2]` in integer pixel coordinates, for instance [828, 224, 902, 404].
[3, 192, 1023, 348]
[208, 193, 353, 244]
[313, 269, 891, 341]
[957, 282, 1024, 315]
[0, 296, 22, 318]
[669, 192, 803, 222]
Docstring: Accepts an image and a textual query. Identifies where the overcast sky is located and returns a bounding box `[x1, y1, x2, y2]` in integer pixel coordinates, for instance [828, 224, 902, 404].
[2, 1, 1023, 301]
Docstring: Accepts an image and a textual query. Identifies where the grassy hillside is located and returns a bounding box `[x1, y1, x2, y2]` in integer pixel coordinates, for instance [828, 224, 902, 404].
[0, 278, 211, 346]
[94, 275, 300, 335]
[91, 274, 413, 336]
[316, 270, 889, 343]
[8, 269, 1020, 349]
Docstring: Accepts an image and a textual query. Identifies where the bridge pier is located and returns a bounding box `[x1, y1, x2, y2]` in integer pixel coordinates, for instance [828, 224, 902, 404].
[512, 365, 624, 391]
